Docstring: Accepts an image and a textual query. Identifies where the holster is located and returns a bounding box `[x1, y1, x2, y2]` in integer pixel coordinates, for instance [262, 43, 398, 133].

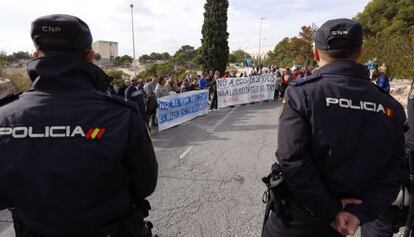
[261, 163, 290, 233]
[120, 200, 155, 237]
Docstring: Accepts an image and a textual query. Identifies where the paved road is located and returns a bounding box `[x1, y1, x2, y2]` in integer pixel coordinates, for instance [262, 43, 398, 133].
[148, 102, 279, 236]
[0, 101, 404, 237]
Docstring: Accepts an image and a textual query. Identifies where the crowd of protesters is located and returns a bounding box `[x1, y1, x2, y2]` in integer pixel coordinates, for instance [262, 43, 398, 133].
[104, 71, 225, 128]
[366, 58, 391, 94]
[103, 63, 325, 128]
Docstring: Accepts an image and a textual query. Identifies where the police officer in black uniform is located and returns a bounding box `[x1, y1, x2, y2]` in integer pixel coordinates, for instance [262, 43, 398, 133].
[0, 14, 158, 237]
[262, 18, 407, 237]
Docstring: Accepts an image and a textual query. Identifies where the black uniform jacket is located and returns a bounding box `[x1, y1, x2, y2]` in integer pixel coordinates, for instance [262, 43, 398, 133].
[0, 56, 158, 234]
[407, 80, 414, 150]
[277, 60, 407, 225]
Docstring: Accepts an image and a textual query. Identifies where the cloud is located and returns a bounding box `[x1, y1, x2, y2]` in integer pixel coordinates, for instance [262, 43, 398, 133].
[0, 0, 371, 57]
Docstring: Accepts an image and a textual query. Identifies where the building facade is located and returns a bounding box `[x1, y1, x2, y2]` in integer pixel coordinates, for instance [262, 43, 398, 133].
[92, 41, 118, 60]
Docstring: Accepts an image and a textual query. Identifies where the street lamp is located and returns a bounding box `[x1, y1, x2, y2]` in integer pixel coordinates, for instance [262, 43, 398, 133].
[130, 3, 136, 75]
[258, 17, 265, 65]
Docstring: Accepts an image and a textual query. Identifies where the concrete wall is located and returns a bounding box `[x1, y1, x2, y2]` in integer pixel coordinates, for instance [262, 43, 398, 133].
[92, 41, 118, 60]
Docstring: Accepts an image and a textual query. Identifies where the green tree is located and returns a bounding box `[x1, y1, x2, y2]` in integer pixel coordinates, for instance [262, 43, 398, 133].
[105, 69, 128, 86]
[150, 52, 162, 61]
[113, 55, 133, 67]
[232, 49, 252, 63]
[161, 52, 171, 61]
[355, 0, 414, 36]
[228, 53, 237, 63]
[0, 51, 6, 65]
[94, 53, 102, 61]
[200, 0, 230, 73]
[354, 0, 414, 78]
[0, 51, 7, 76]
[156, 62, 175, 77]
[264, 24, 316, 67]
[139, 52, 171, 64]
[106, 69, 123, 80]
[138, 54, 151, 64]
[173, 45, 197, 69]
[9, 51, 31, 61]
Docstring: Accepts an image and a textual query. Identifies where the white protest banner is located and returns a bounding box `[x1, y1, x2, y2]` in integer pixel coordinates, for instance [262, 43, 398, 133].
[157, 90, 209, 131]
[216, 74, 277, 108]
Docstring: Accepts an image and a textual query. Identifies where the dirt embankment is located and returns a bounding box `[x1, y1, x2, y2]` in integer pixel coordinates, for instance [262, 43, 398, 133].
[0, 78, 16, 98]
[390, 80, 411, 111]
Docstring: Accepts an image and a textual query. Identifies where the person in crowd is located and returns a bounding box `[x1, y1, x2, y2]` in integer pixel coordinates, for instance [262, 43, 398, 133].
[118, 78, 131, 97]
[138, 79, 145, 91]
[125, 78, 146, 121]
[166, 76, 180, 93]
[0, 14, 158, 237]
[263, 18, 407, 237]
[180, 77, 191, 92]
[209, 71, 220, 111]
[199, 73, 208, 90]
[144, 76, 158, 127]
[191, 76, 199, 90]
[105, 76, 116, 95]
[367, 58, 378, 80]
[279, 68, 292, 98]
[376, 65, 391, 94]
[155, 77, 169, 98]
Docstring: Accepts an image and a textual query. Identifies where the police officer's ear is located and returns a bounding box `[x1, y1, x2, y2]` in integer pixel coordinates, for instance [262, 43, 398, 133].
[33, 51, 40, 59]
[84, 49, 95, 63]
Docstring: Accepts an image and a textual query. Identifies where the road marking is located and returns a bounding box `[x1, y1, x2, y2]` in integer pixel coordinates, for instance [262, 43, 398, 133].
[179, 146, 193, 160]
[207, 108, 236, 133]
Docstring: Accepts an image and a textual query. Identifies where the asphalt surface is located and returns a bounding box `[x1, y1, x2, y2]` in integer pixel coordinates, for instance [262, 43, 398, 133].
[148, 102, 279, 236]
[0, 101, 404, 237]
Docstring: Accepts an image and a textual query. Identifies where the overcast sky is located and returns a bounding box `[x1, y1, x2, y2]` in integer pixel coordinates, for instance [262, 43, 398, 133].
[0, 0, 371, 57]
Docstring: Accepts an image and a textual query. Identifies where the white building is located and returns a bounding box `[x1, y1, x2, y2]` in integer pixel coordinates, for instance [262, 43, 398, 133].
[92, 40, 118, 60]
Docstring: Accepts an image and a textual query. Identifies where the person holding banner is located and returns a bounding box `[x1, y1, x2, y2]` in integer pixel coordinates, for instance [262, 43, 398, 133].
[155, 77, 169, 98]
[144, 76, 159, 127]
[209, 71, 220, 111]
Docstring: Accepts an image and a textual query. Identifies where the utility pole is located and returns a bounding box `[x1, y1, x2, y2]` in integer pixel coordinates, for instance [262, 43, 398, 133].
[258, 17, 265, 65]
[130, 4, 136, 76]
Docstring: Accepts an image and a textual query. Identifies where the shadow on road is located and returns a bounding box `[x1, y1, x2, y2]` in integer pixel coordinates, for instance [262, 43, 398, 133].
[151, 101, 281, 149]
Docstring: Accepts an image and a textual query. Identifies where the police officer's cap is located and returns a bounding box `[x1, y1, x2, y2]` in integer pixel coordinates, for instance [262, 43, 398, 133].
[315, 18, 363, 52]
[31, 14, 93, 52]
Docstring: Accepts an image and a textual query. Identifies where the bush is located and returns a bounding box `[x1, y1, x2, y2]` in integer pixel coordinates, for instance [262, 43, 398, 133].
[2, 68, 32, 93]
[358, 32, 414, 79]
[105, 69, 130, 86]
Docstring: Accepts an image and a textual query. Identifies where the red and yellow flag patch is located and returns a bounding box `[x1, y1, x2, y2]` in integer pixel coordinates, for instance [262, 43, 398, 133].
[85, 128, 106, 140]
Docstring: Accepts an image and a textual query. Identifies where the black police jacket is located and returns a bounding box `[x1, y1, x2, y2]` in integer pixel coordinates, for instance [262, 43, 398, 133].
[276, 60, 407, 225]
[407, 81, 414, 150]
[0, 56, 158, 234]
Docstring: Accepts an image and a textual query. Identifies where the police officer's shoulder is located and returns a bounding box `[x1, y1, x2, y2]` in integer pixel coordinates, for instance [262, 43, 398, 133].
[103, 93, 139, 112]
[289, 74, 323, 87]
[374, 84, 392, 97]
[0, 92, 22, 107]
